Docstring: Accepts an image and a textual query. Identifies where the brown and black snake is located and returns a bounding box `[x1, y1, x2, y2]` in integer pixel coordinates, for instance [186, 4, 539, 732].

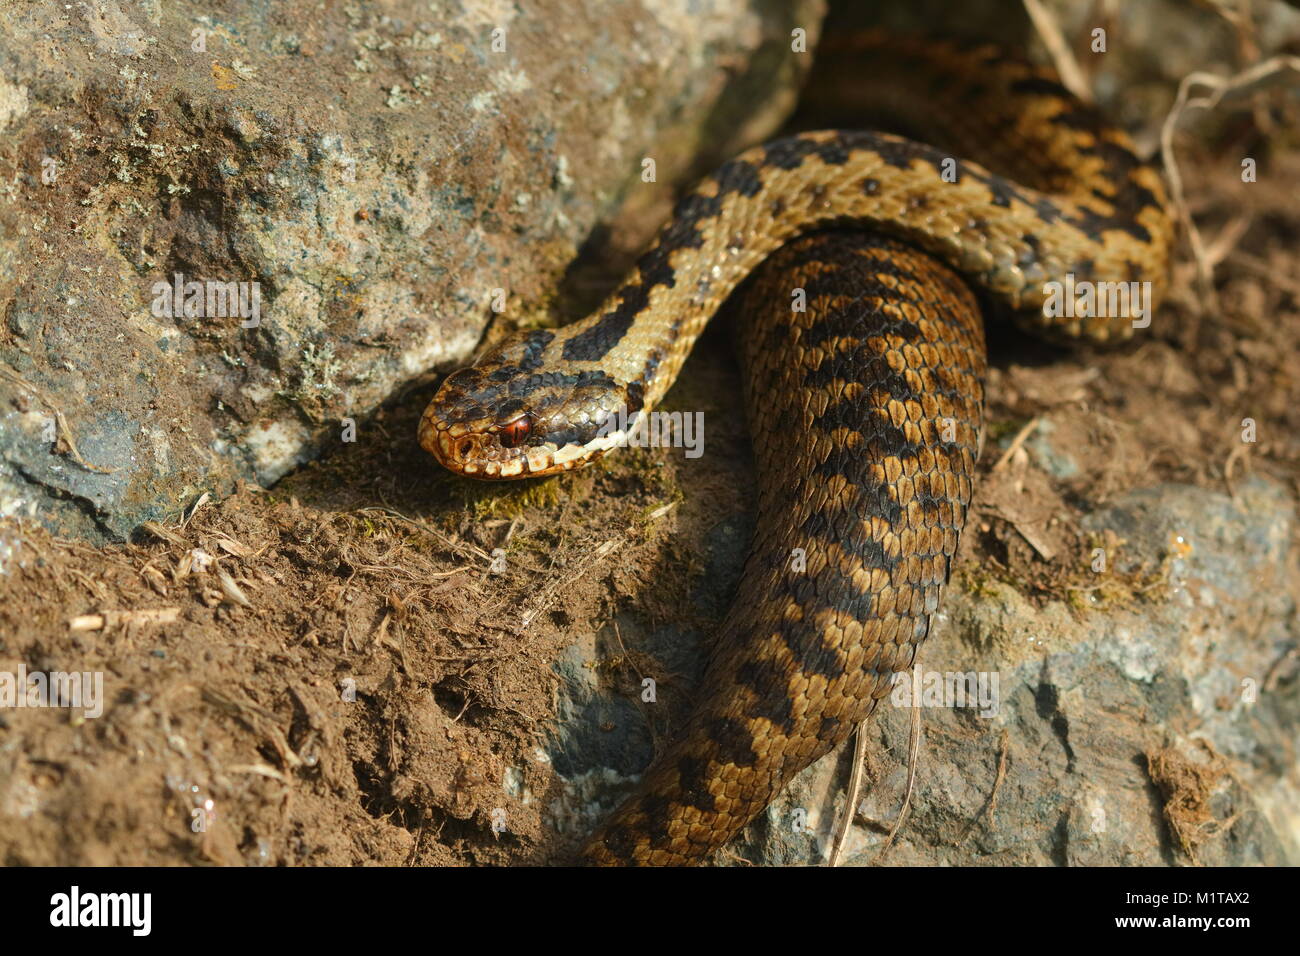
[418, 33, 1174, 865]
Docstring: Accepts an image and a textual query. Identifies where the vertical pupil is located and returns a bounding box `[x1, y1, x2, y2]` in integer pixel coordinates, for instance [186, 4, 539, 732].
[499, 414, 531, 448]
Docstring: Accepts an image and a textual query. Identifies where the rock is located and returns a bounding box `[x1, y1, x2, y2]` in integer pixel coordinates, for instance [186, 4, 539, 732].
[0, 0, 824, 540]
[549, 477, 1300, 865]
[546, 510, 751, 849]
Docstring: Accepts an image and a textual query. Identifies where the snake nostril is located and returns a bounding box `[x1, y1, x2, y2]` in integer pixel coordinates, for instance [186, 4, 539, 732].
[455, 437, 475, 459]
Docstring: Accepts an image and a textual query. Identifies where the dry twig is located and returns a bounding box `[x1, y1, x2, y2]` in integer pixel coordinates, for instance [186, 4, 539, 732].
[1160, 56, 1300, 314]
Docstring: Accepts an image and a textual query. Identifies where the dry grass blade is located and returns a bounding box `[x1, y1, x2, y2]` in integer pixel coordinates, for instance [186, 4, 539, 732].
[217, 569, 254, 608]
[182, 492, 212, 528]
[69, 607, 181, 630]
[139, 521, 188, 547]
[868, 688, 924, 866]
[202, 687, 304, 769]
[212, 535, 257, 558]
[991, 416, 1041, 472]
[227, 763, 289, 783]
[831, 660, 926, 866]
[1023, 0, 1094, 103]
[958, 730, 1010, 844]
[1159, 56, 1300, 314]
[827, 721, 870, 867]
[355, 506, 492, 563]
[0, 364, 119, 474]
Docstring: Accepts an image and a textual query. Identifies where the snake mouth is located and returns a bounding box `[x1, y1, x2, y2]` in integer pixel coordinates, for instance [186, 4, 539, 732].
[419, 406, 625, 480]
[419, 416, 529, 479]
[418, 411, 588, 479]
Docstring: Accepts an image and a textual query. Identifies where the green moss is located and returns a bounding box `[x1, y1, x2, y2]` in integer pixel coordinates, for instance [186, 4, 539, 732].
[1059, 531, 1172, 614]
[984, 418, 1032, 443]
[459, 474, 564, 521]
[956, 565, 1006, 599]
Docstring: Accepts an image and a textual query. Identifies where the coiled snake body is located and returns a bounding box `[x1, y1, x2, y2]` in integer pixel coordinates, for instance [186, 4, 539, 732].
[419, 35, 1173, 865]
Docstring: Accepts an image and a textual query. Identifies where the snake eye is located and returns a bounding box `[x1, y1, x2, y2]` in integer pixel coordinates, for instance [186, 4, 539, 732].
[497, 413, 534, 448]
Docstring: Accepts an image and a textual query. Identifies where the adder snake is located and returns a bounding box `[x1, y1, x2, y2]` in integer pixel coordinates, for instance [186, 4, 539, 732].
[419, 33, 1174, 865]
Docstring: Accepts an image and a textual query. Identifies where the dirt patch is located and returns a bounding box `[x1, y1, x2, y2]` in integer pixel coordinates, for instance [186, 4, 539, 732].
[0, 361, 754, 863]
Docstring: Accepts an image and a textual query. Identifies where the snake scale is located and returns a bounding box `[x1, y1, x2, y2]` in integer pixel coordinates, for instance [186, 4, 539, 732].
[419, 33, 1174, 865]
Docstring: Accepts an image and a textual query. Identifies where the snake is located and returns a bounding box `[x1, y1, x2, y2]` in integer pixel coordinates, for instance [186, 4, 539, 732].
[417, 32, 1174, 865]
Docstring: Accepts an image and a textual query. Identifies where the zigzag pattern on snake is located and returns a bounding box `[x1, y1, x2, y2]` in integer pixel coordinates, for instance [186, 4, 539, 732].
[418, 33, 1174, 865]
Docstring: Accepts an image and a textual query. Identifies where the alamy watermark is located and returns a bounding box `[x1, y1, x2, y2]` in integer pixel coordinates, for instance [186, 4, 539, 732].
[49, 886, 150, 936]
[596, 407, 704, 459]
[890, 668, 999, 718]
[0, 665, 104, 719]
[1042, 273, 1153, 329]
[150, 272, 261, 327]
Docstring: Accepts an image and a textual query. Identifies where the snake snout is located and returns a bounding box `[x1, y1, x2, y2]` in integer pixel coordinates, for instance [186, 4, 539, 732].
[418, 398, 548, 479]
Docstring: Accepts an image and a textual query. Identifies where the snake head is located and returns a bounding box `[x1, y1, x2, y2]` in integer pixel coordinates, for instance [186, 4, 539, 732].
[419, 328, 643, 479]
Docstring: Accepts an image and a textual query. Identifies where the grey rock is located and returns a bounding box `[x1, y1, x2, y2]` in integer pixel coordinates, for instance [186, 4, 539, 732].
[1023, 418, 1080, 479]
[551, 477, 1300, 865]
[0, 0, 823, 540]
